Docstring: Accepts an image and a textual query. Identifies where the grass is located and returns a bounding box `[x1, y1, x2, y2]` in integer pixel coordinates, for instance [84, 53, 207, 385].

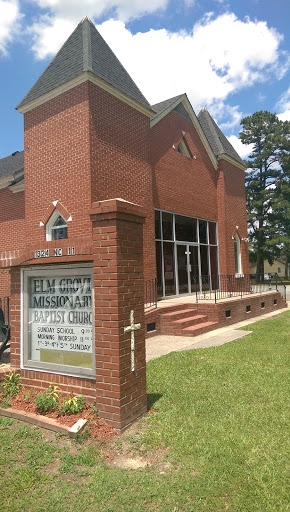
[0, 310, 289, 511]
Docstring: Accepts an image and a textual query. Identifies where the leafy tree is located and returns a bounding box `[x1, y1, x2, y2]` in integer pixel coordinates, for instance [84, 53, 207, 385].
[267, 153, 290, 278]
[239, 111, 290, 277]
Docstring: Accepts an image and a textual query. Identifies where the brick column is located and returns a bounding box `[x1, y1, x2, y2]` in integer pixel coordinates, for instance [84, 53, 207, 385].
[90, 199, 147, 431]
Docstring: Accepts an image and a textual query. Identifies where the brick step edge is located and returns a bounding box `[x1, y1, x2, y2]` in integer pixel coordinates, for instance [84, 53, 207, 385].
[0, 407, 88, 438]
[161, 309, 199, 320]
[169, 314, 208, 327]
[182, 321, 218, 336]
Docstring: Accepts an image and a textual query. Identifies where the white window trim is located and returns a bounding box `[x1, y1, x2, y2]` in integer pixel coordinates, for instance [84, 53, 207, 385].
[234, 233, 242, 276]
[46, 210, 67, 241]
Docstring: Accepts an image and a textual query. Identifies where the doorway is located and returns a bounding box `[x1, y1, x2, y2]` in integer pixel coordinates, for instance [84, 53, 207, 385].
[176, 244, 200, 295]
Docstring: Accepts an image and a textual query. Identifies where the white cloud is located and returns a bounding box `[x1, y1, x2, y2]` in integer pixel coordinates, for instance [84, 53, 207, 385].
[32, 0, 169, 23]
[204, 101, 242, 131]
[275, 87, 290, 120]
[96, 14, 286, 110]
[29, 15, 75, 60]
[277, 109, 290, 121]
[27, 9, 288, 129]
[227, 135, 254, 160]
[0, 0, 21, 55]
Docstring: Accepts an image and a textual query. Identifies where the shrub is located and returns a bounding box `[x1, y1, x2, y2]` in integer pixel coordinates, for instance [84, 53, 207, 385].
[61, 394, 85, 415]
[35, 383, 60, 412]
[1, 371, 21, 397]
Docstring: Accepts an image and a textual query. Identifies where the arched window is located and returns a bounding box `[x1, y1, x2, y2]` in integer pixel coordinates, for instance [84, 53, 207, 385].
[46, 211, 68, 241]
[234, 233, 242, 275]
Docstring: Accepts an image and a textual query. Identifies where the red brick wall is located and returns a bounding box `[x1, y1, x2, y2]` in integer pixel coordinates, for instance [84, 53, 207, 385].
[217, 159, 249, 276]
[0, 189, 25, 296]
[151, 111, 218, 221]
[23, 82, 93, 244]
[88, 82, 156, 282]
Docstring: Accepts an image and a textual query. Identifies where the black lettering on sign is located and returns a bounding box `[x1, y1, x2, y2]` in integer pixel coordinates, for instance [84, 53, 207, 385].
[54, 248, 63, 257]
[67, 247, 75, 256]
[35, 249, 50, 259]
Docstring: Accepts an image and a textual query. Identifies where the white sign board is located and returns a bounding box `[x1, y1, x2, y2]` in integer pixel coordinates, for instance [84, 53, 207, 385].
[28, 275, 93, 365]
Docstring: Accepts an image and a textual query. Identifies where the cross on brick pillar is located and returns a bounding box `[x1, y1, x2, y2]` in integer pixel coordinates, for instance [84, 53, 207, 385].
[90, 199, 147, 431]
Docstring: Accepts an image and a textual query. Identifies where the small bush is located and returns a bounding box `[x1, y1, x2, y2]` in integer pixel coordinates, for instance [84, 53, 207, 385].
[35, 383, 60, 412]
[1, 371, 21, 397]
[61, 394, 85, 415]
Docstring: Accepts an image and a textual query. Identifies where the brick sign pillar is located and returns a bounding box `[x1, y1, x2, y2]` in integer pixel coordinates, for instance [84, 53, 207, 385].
[90, 199, 147, 431]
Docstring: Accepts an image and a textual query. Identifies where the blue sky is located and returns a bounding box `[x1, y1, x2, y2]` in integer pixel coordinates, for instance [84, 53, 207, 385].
[0, 0, 289, 159]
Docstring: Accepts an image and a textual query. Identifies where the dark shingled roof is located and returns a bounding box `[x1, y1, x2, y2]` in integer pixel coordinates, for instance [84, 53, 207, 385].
[151, 94, 185, 122]
[198, 108, 245, 166]
[17, 17, 151, 110]
[0, 151, 24, 179]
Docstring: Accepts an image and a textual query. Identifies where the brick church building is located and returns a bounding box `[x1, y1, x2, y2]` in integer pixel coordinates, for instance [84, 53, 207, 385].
[1, 18, 285, 429]
[0, 17, 249, 298]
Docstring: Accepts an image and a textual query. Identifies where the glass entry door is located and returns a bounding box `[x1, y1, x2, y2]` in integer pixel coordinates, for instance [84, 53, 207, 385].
[176, 244, 200, 295]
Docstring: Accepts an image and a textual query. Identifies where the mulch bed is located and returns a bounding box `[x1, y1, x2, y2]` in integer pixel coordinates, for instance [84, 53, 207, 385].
[0, 388, 117, 441]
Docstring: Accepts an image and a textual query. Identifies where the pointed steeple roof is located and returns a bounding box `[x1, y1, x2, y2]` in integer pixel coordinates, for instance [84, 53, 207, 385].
[198, 108, 246, 167]
[17, 17, 151, 112]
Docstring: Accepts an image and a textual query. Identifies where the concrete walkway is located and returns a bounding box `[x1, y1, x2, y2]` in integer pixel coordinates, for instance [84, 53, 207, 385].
[146, 306, 288, 361]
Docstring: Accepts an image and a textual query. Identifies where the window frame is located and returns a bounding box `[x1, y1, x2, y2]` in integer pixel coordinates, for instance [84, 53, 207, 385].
[46, 210, 68, 241]
[21, 265, 95, 379]
[234, 233, 242, 276]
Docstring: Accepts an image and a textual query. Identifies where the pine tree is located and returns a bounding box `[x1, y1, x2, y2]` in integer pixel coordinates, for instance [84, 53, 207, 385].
[239, 111, 290, 277]
[268, 153, 290, 278]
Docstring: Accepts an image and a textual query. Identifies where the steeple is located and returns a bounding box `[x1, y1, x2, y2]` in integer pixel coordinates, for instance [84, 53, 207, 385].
[17, 17, 152, 113]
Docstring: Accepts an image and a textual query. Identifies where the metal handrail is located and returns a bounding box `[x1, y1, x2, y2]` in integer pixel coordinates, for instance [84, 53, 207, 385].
[145, 278, 157, 310]
[274, 273, 287, 301]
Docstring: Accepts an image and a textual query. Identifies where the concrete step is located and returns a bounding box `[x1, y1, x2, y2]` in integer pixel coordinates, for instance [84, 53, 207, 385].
[182, 321, 218, 336]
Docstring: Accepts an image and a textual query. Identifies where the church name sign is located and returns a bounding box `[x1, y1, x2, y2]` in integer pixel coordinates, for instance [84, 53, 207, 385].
[22, 266, 94, 378]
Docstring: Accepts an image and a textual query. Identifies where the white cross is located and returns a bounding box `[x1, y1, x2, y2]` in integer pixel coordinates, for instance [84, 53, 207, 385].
[124, 310, 141, 372]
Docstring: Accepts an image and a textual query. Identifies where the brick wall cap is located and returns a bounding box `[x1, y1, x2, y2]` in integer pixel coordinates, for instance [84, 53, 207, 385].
[90, 199, 145, 219]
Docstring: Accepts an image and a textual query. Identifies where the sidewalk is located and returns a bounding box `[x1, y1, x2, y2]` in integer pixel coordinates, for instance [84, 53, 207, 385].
[146, 305, 289, 362]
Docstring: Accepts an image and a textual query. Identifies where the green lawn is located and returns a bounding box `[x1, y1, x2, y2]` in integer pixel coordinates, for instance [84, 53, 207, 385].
[0, 311, 289, 512]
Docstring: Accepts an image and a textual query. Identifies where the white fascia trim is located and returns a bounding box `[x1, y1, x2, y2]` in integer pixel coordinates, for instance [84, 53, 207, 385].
[8, 181, 25, 193]
[0, 174, 14, 189]
[150, 94, 218, 171]
[218, 153, 247, 171]
[17, 71, 155, 119]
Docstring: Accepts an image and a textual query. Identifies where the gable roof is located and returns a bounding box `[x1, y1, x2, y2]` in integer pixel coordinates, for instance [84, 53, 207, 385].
[151, 94, 185, 121]
[198, 108, 246, 167]
[17, 17, 151, 112]
[151, 94, 218, 170]
[0, 151, 24, 179]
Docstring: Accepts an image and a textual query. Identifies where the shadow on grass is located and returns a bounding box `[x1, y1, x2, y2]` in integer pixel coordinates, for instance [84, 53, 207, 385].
[147, 393, 163, 410]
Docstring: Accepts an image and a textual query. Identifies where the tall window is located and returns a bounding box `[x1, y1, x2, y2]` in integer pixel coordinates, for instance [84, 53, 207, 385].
[234, 234, 241, 275]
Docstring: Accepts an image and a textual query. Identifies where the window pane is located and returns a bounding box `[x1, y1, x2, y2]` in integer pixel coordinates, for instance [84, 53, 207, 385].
[234, 239, 240, 273]
[52, 227, 67, 240]
[155, 210, 161, 239]
[155, 241, 163, 297]
[199, 220, 207, 244]
[210, 246, 218, 278]
[208, 222, 217, 245]
[163, 242, 175, 295]
[200, 245, 209, 276]
[54, 216, 66, 227]
[162, 212, 173, 240]
[175, 215, 197, 242]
